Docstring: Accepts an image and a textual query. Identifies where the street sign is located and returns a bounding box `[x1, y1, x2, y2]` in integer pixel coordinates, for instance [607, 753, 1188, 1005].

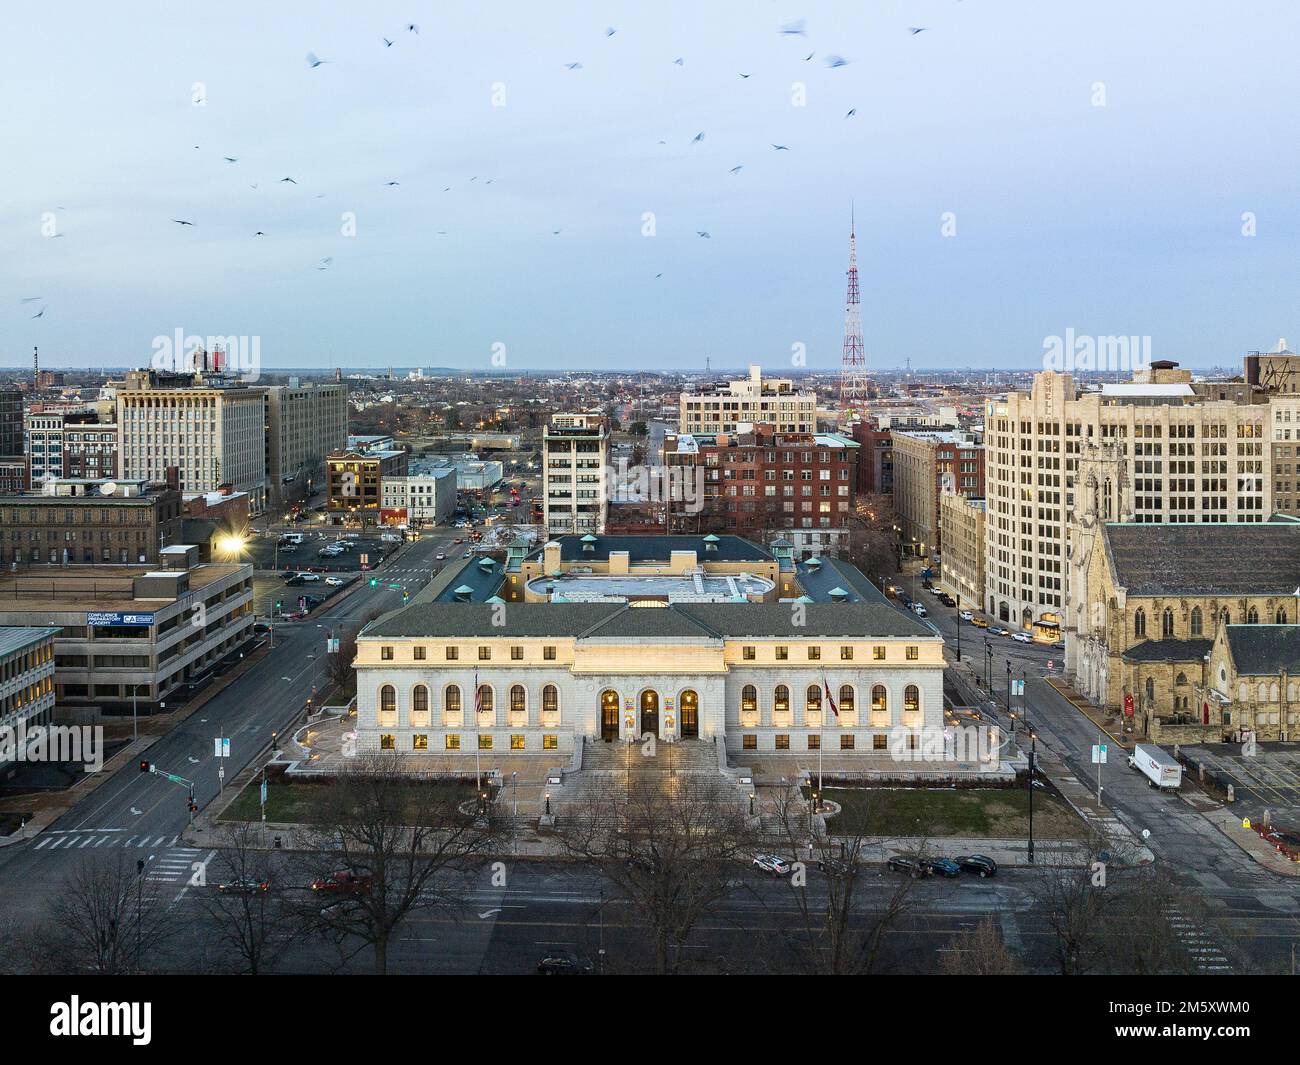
[327, 637, 340, 653]
[1091, 743, 1108, 764]
[214, 737, 230, 758]
[260, 777, 268, 805]
[1011, 679, 1025, 696]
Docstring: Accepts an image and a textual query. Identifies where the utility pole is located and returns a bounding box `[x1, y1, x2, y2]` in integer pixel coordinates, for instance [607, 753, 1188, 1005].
[1027, 726, 1036, 865]
[955, 592, 961, 661]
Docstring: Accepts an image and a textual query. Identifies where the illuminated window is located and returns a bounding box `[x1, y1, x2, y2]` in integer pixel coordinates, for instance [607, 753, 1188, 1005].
[742, 734, 757, 750]
[873, 646, 885, 660]
[510, 685, 526, 715]
[807, 734, 820, 750]
[807, 646, 820, 660]
[542, 685, 559, 715]
[839, 685, 854, 713]
[904, 685, 920, 714]
[445, 734, 460, 751]
[543, 734, 558, 750]
[872, 685, 887, 713]
[444, 685, 461, 714]
[412, 734, 428, 750]
[775, 734, 789, 750]
[510, 734, 525, 750]
[445, 646, 458, 660]
[839, 734, 854, 750]
[906, 646, 919, 661]
[774, 685, 790, 713]
[478, 734, 493, 750]
[840, 646, 853, 660]
[741, 685, 757, 713]
[381, 646, 393, 661]
[379, 685, 396, 715]
[380, 734, 395, 750]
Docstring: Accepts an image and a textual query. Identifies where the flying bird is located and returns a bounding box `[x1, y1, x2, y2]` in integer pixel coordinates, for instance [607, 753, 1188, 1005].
[605, 27, 616, 37]
[729, 165, 743, 174]
[908, 27, 928, 35]
[696, 231, 710, 239]
[771, 143, 791, 151]
[280, 176, 297, 184]
[383, 37, 394, 47]
[673, 57, 684, 66]
[803, 52, 814, 61]
[305, 52, 330, 67]
[845, 108, 857, 118]
[442, 186, 451, 192]
[655, 273, 663, 278]
[223, 156, 238, 163]
[171, 218, 195, 225]
[384, 181, 400, 186]
[565, 62, 583, 70]
[779, 19, 807, 36]
[406, 23, 419, 33]
[19, 297, 42, 303]
[692, 131, 705, 143]
[317, 257, 334, 271]
[823, 55, 850, 67]
[254, 231, 265, 236]
[30, 308, 45, 319]
[738, 73, 751, 78]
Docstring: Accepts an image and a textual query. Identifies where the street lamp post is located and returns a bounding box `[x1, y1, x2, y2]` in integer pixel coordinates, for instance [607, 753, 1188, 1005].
[955, 592, 961, 662]
[1027, 727, 1037, 865]
[984, 640, 992, 691]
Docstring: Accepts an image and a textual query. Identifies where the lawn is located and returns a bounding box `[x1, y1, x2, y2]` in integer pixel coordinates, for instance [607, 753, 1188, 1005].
[809, 786, 1087, 840]
[220, 777, 483, 825]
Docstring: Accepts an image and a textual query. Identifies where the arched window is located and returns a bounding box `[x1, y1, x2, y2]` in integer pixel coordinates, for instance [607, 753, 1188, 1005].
[1190, 607, 1202, 637]
[838, 685, 854, 713]
[477, 685, 494, 714]
[1134, 609, 1146, 637]
[1277, 608, 1289, 624]
[510, 684, 526, 715]
[741, 685, 757, 713]
[379, 685, 396, 714]
[542, 685, 559, 714]
[444, 685, 462, 714]
[871, 685, 887, 713]
[1247, 607, 1259, 624]
[412, 685, 429, 716]
[903, 685, 920, 714]
[774, 685, 790, 713]
[1161, 608, 1174, 638]
[1221, 608, 1230, 629]
[1145, 678, 1155, 703]
[805, 685, 821, 713]
[1175, 672, 1187, 686]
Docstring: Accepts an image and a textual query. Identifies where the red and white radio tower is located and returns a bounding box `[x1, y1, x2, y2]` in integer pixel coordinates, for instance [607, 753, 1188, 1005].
[839, 206, 868, 411]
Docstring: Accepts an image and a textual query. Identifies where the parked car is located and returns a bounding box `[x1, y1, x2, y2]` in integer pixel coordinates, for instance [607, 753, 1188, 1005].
[324, 576, 346, 586]
[959, 610, 974, 622]
[926, 858, 961, 878]
[938, 593, 956, 607]
[988, 626, 1007, 637]
[911, 603, 928, 617]
[817, 856, 858, 876]
[217, 876, 269, 895]
[753, 854, 792, 876]
[537, 950, 593, 975]
[298, 572, 322, 582]
[283, 575, 306, 587]
[955, 854, 998, 877]
[310, 870, 372, 894]
[886, 856, 929, 877]
[1012, 631, 1033, 644]
[436, 553, 446, 560]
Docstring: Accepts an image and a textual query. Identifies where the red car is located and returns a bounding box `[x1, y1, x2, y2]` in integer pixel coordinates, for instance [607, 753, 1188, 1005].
[310, 870, 372, 895]
[453, 537, 464, 544]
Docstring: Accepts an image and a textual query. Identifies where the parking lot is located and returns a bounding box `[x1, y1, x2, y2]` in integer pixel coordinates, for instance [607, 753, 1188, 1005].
[1179, 743, 1300, 822]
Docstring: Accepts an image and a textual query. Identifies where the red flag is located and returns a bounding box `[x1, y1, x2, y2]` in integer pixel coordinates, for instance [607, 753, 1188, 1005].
[823, 677, 839, 718]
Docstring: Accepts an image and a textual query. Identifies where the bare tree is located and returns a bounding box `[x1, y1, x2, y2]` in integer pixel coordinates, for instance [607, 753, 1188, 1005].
[301, 754, 508, 974]
[326, 628, 358, 691]
[554, 772, 757, 974]
[939, 917, 1022, 975]
[37, 851, 178, 974]
[200, 823, 305, 974]
[759, 782, 928, 974]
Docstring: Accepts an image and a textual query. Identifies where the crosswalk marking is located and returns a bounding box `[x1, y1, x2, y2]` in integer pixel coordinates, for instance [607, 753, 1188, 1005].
[32, 833, 187, 853]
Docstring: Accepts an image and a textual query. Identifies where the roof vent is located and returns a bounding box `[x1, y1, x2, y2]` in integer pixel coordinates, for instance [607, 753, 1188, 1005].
[828, 586, 849, 602]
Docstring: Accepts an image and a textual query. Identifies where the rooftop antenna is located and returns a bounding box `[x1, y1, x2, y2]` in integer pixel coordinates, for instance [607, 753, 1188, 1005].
[33, 346, 39, 390]
[838, 202, 868, 412]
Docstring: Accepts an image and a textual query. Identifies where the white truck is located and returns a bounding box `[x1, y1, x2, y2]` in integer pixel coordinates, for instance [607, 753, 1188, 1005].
[1128, 743, 1182, 789]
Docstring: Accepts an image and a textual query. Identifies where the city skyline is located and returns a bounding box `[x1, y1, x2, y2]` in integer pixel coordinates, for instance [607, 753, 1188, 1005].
[6, 1, 1300, 371]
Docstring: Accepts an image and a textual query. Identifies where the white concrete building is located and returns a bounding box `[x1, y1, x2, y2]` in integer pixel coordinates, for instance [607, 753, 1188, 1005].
[354, 536, 944, 764]
[680, 365, 818, 435]
[116, 371, 269, 511]
[543, 413, 609, 536]
[984, 363, 1271, 630]
[380, 469, 457, 525]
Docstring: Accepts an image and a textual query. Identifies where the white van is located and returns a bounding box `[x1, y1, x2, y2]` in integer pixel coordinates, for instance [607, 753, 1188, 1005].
[280, 533, 304, 546]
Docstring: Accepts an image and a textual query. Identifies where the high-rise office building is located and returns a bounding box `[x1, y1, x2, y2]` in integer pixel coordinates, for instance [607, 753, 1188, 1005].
[543, 413, 609, 536]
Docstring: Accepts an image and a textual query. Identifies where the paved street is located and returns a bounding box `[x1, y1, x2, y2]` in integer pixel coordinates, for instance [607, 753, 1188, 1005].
[916, 582, 1300, 974]
[0, 530, 457, 926]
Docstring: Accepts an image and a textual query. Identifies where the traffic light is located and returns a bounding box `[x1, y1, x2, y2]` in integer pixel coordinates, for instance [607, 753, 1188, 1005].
[368, 577, 378, 587]
[274, 599, 282, 612]
[402, 591, 409, 603]
[139, 760, 151, 773]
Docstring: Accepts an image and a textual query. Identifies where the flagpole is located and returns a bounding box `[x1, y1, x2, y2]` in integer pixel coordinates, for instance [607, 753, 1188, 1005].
[474, 667, 481, 793]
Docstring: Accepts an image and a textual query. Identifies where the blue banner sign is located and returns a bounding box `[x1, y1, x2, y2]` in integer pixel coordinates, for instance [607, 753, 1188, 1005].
[87, 611, 155, 627]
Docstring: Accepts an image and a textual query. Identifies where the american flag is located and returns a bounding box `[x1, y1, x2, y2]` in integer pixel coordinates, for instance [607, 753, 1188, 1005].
[823, 677, 839, 718]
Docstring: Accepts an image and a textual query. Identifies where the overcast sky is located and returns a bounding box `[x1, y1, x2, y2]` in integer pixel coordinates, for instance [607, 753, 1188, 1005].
[4, 1, 1299, 373]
